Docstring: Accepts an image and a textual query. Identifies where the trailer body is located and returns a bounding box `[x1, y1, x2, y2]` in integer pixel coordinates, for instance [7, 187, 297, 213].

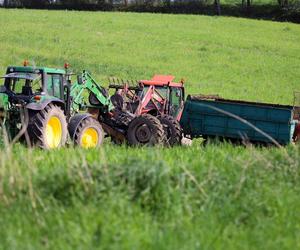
[180, 95, 298, 145]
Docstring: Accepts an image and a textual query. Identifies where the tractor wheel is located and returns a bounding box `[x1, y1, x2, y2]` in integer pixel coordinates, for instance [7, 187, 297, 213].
[127, 114, 164, 146]
[69, 116, 104, 149]
[157, 115, 182, 146]
[27, 103, 67, 149]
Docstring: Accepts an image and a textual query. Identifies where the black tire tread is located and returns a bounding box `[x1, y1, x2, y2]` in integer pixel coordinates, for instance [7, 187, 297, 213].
[73, 116, 104, 148]
[27, 103, 67, 149]
[157, 115, 182, 146]
[127, 114, 164, 146]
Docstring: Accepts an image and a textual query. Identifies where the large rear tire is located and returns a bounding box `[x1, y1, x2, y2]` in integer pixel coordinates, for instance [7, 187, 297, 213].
[69, 116, 104, 148]
[28, 104, 68, 149]
[157, 115, 182, 146]
[127, 114, 164, 146]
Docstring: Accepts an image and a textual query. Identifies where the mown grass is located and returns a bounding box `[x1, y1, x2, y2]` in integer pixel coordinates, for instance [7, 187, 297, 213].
[0, 9, 300, 103]
[0, 9, 299, 249]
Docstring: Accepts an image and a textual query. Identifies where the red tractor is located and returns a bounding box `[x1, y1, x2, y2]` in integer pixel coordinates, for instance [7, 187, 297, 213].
[109, 75, 185, 145]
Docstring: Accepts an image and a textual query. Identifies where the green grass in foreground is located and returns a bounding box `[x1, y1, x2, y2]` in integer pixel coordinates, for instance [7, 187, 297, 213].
[0, 144, 299, 250]
[0, 9, 300, 249]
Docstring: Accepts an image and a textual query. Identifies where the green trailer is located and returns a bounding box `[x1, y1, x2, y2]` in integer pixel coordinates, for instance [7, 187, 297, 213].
[180, 95, 300, 145]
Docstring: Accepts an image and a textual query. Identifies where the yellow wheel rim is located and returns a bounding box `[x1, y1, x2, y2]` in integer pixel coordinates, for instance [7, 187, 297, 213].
[45, 116, 62, 148]
[80, 128, 99, 148]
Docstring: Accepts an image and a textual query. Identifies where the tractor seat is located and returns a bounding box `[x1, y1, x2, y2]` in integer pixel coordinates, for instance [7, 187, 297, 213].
[111, 93, 124, 109]
[126, 100, 140, 113]
[21, 86, 33, 96]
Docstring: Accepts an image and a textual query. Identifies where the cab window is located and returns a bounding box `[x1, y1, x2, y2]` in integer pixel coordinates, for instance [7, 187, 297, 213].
[47, 74, 63, 98]
[6, 73, 42, 95]
[171, 87, 182, 106]
[170, 87, 183, 116]
[156, 86, 168, 99]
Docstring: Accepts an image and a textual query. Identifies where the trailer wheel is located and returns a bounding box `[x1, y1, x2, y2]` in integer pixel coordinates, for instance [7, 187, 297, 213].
[69, 116, 104, 148]
[127, 114, 164, 146]
[28, 103, 67, 149]
[157, 115, 182, 146]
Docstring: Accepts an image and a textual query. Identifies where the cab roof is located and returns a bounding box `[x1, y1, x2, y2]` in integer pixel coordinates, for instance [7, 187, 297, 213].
[2, 72, 41, 80]
[7, 66, 66, 75]
[140, 75, 184, 88]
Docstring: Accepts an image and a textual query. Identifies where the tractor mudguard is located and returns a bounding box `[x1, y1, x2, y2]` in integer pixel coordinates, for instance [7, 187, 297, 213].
[68, 113, 93, 140]
[26, 98, 64, 111]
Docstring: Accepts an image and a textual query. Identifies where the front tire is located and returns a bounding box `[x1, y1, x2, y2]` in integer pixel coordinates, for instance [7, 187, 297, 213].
[69, 115, 104, 148]
[127, 114, 164, 146]
[157, 115, 182, 146]
[28, 104, 68, 149]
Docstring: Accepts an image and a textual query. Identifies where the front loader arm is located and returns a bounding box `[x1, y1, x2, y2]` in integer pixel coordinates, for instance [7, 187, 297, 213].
[70, 70, 114, 113]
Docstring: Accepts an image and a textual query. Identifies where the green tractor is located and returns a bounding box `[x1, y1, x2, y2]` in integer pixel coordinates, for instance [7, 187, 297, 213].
[0, 65, 70, 148]
[0, 63, 165, 149]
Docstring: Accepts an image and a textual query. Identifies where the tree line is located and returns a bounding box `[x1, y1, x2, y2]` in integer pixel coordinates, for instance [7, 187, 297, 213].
[1, 0, 300, 22]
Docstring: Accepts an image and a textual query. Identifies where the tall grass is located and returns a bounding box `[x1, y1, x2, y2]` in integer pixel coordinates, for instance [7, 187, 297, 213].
[0, 144, 299, 249]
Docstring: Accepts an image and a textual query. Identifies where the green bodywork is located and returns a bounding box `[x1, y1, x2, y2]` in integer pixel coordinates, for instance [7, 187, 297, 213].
[71, 70, 114, 113]
[3, 66, 113, 112]
[0, 93, 9, 135]
[0, 93, 9, 110]
[0, 65, 114, 143]
[4, 66, 67, 108]
[7, 66, 66, 75]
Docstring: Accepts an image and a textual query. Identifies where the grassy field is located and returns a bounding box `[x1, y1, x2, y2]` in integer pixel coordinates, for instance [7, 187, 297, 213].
[0, 9, 300, 250]
[1, 9, 300, 104]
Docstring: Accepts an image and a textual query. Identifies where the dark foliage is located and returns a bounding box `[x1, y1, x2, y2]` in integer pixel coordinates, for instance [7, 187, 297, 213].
[1, 0, 300, 23]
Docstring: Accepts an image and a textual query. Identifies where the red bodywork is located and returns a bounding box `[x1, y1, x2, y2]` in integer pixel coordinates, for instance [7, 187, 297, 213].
[136, 75, 184, 121]
[140, 75, 184, 88]
[109, 75, 185, 122]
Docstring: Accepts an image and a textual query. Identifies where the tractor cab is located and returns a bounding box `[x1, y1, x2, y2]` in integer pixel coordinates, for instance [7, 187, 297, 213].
[0, 65, 67, 105]
[139, 75, 185, 120]
[109, 75, 185, 121]
[1, 71, 42, 103]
